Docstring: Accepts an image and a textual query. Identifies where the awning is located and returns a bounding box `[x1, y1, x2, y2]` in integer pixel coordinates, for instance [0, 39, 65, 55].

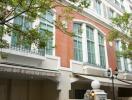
[76, 74, 130, 86]
[0, 63, 60, 79]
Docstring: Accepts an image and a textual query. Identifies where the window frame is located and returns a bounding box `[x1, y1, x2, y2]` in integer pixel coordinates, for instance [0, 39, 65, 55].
[86, 25, 96, 65]
[11, 14, 32, 50]
[39, 11, 55, 55]
[98, 32, 106, 68]
[95, 0, 102, 15]
[73, 23, 83, 62]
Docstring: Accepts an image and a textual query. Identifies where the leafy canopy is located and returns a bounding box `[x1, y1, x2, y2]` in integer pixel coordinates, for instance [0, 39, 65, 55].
[108, 12, 132, 59]
[0, 0, 90, 49]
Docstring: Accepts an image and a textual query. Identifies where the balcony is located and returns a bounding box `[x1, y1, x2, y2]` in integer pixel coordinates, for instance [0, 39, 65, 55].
[0, 45, 60, 71]
[1, 45, 46, 60]
[70, 60, 106, 76]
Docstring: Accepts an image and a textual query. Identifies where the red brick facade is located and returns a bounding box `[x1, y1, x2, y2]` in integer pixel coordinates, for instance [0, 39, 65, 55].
[55, 6, 117, 70]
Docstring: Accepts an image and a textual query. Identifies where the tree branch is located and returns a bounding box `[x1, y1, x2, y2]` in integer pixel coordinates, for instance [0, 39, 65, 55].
[40, 13, 73, 36]
[4, 0, 33, 23]
[4, 3, 20, 20]
[5, 23, 24, 34]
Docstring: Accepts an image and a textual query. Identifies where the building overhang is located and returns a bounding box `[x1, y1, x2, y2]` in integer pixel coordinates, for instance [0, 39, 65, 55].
[0, 63, 60, 80]
[74, 74, 131, 87]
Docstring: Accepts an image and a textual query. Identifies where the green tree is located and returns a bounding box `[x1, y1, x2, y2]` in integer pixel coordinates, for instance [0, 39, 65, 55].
[0, 0, 90, 54]
[108, 12, 132, 59]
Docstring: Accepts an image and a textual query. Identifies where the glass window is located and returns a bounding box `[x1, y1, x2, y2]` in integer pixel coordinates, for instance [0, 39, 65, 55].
[86, 26, 96, 65]
[115, 40, 120, 51]
[117, 57, 121, 69]
[115, 40, 122, 70]
[39, 11, 54, 55]
[108, 8, 114, 18]
[98, 33, 106, 68]
[124, 58, 129, 71]
[115, 0, 120, 6]
[73, 23, 83, 61]
[121, 5, 125, 10]
[95, 0, 101, 15]
[12, 15, 32, 49]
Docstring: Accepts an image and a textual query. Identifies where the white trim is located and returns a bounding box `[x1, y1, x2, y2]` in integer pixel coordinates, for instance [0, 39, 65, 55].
[52, 10, 56, 56]
[120, 57, 125, 71]
[127, 59, 131, 71]
[64, 0, 130, 32]
[57, 57, 61, 69]
[104, 38, 109, 69]
[70, 60, 83, 65]
[73, 20, 108, 69]
[82, 23, 88, 63]
[45, 55, 59, 60]
[73, 19, 107, 36]
[83, 65, 106, 71]
[59, 67, 72, 72]
[45, 55, 61, 69]
[94, 29, 100, 65]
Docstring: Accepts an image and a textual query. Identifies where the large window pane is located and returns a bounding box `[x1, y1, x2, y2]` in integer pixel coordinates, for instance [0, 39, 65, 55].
[12, 15, 32, 49]
[98, 33, 106, 68]
[39, 11, 54, 55]
[73, 23, 83, 61]
[95, 0, 101, 15]
[124, 58, 129, 71]
[86, 26, 95, 65]
[115, 40, 122, 70]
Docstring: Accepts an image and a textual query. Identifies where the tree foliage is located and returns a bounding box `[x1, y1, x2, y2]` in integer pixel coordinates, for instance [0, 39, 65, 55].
[108, 12, 132, 59]
[0, 0, 90, 57]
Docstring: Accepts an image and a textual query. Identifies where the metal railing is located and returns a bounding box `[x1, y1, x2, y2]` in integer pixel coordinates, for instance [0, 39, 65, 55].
[7, 45, 45, 56]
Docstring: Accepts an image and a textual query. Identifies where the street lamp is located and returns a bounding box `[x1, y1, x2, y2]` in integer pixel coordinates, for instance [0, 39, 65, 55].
[90, 90, 95, 100]
[107, 68, 118, 100]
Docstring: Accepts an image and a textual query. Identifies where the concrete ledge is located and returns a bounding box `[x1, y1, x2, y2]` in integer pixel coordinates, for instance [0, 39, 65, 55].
[123, 73, 132, 80]
[70, 60, 83, 74]
[83, 65, 106, 77]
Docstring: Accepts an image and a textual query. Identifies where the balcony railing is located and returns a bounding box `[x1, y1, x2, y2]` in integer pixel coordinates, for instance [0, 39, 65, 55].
[2, 45, 45, 57]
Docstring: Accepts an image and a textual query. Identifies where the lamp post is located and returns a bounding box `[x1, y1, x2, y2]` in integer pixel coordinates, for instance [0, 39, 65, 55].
[107, 68, 118, 100]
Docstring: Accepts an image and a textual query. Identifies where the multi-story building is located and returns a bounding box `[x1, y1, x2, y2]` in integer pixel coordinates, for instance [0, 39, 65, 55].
[0, 0, 132, 100]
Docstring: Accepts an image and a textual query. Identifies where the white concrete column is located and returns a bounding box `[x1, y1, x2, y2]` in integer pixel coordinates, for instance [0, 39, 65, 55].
[127, 59, 131, 71]
[118, 41, 122, 70]
[57, 71, 71, 100]
[104, 39, 109, 69]
[119, 41, 125, 71]
[82, 23, 88, 63]
[120, 57, 125, 71]
[94, 29, 100, 65]
[58, 89, 69, 100]
[51, 10, 56, 56]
